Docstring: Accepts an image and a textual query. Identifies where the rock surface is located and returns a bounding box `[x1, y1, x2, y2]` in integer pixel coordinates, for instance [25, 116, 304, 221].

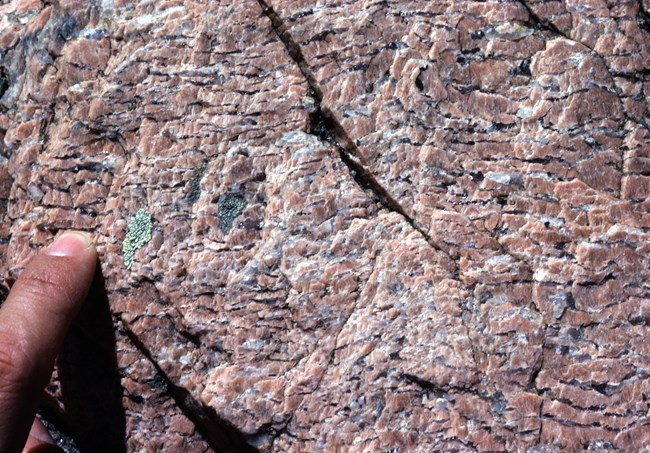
[0, 0, 648, 451]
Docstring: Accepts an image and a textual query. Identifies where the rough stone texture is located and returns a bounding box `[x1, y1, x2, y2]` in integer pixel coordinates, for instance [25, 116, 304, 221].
[0, 0, 649, 452]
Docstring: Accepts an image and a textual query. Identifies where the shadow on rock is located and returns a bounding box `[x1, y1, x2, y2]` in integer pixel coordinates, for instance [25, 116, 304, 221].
[55, 261, 126, 452]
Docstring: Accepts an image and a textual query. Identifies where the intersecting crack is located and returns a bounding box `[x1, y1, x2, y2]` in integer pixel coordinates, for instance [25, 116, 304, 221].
[251, 0, 556, 305]
[256, 0, 541, 414]
[255, 0, 449, 259]
[252, 11, 538, 384]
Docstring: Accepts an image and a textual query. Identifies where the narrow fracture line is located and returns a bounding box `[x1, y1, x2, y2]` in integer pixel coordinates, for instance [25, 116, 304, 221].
[120, 322, 260, 453]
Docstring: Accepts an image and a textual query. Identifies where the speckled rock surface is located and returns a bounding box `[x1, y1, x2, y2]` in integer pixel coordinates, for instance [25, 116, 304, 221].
[1, 0, 649, 451]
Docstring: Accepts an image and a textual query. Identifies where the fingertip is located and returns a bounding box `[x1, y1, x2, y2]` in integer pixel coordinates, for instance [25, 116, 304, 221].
[44, 232, 95, 257]
[24, 417, 55, 444]
[20, 418, 64, 453]
[16, 231, 97, 318]
[0, 232, 99, 451]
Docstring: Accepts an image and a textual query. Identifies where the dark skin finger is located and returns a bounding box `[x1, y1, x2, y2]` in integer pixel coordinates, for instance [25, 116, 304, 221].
[0, 232, 96, 452]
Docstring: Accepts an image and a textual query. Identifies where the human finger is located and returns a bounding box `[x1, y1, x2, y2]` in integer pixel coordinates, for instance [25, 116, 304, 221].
[0, 232, 96, 452]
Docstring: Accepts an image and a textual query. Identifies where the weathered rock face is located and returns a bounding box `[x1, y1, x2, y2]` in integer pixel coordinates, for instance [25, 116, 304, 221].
[1, 0, 648, 451]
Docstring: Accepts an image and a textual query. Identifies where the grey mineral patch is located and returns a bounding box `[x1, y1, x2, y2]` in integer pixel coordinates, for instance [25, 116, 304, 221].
[218, 193, 246, 234]
[484, 21, 534, 40]
[122, 208, 153, 269]
[27, 182, 44, 202]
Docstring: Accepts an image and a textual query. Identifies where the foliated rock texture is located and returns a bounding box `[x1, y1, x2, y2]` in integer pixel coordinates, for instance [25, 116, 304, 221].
[0, 0, 649, 452]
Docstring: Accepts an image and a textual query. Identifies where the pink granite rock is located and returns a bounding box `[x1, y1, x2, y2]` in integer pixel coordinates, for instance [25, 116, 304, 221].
[0, 0, 649, 451]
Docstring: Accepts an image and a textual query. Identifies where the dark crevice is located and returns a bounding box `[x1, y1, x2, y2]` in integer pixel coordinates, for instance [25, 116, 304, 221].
[401, 373, 448, 398]
[121, 325, 259, 453]
[255, 0, 566, 289]
[256, 0, 322, 92]
[527, 348, 545, 393]
[0, 280, 8, 306]
[310, 103, 417, 224]
[0, 67, 8, 99]
[517, 0, 568, 38]
[256, 0, 440, 251]
[401, 371, 485, 400]
[639, 6, 650, 33]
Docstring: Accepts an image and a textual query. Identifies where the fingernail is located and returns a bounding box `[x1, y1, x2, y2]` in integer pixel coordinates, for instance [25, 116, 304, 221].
[26, 418, 65, 452]
[45, 231, 94, 257]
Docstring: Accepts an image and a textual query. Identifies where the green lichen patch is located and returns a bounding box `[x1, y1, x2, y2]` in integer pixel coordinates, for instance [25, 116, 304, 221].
[122, 208, 153, 269]
[218, 193, 246, 234]
[188, 161, 207, 203]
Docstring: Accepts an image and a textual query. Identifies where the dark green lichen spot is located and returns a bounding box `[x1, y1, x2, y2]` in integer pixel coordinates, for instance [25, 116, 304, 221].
[218, 193, 246, 234]
[122, 208, 153, 269]
[188, 161, 207, 203]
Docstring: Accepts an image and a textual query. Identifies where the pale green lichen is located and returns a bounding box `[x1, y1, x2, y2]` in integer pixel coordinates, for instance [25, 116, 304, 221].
[122, 208, 153, 269]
